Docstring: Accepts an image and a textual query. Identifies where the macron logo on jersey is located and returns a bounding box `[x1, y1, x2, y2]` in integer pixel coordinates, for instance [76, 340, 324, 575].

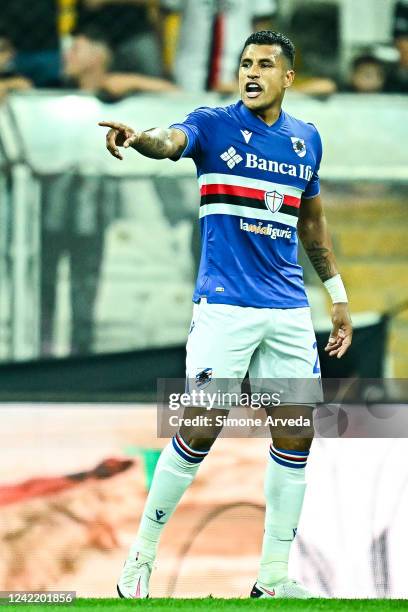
[220, 146, 243, 169]
[240, 129, 253, 144]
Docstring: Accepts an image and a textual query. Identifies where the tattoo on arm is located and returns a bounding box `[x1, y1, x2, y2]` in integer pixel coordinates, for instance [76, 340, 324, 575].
[304, 240, 335, 282]
[133, 129, 172, 159]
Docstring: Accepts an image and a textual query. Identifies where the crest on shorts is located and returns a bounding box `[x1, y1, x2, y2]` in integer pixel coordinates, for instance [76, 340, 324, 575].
[264, 190, 284, 213]
[195, 368, 213, 389]
[291, 136, 307, 158]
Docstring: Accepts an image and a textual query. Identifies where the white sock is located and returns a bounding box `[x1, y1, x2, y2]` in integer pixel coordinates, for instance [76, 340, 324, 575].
[130, 434, 208, 560]
[258, 444, 309, 587]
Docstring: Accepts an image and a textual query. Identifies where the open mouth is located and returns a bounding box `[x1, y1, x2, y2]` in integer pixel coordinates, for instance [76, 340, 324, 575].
[245, 82, 263, 98]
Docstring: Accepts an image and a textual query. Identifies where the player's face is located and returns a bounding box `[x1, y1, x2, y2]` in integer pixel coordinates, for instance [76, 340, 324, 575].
[239, 44, 294, 112]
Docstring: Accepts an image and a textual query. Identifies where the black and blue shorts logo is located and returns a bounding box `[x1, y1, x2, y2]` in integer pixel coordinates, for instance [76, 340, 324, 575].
[195, 367, 213, 389]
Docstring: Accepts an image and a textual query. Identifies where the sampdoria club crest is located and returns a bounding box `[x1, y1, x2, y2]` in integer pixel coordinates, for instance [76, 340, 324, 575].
[195, 367, 213, 389]
[290, 136, 307, 158]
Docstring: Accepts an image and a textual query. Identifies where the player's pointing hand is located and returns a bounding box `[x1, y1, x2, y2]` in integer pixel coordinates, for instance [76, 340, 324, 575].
[98, 121, 139, 160]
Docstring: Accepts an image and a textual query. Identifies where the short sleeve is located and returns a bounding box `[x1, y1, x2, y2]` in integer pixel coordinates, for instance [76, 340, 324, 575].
[303, 126, 323, 200]
[169, 106, 215, 161]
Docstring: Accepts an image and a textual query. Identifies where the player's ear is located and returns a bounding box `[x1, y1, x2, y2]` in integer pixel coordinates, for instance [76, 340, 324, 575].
[284, 69, 295, 89]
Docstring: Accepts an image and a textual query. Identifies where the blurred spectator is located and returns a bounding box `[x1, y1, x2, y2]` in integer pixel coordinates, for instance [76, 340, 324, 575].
[64, 26, 113, 92]
[40, 173, 118, 357]
[0, 0, 60, 87]
[64, 26, 178, 98]
[386, 0, 408, 93]
[76, 0, 163, 76]
[348, 54, 387, 94]
[0, 35, 33, 99]
[161, 0, 277, 93]
[40, 26, 177, 356]
[291, 76, 337, 98]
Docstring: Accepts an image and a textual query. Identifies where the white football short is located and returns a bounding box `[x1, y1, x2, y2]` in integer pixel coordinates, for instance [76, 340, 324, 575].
[185, 298, 322, 407]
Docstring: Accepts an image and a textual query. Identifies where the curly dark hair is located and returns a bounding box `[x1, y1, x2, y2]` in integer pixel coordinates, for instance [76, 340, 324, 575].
[241, 30, 296, 68]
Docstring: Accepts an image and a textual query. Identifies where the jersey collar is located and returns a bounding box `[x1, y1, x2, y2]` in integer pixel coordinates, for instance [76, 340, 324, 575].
[236, 100, 286, 134]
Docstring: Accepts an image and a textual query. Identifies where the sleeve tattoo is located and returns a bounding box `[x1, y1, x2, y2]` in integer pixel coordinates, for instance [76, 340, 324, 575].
[304, 240, 336, 282]
[133, 129, 175, 159]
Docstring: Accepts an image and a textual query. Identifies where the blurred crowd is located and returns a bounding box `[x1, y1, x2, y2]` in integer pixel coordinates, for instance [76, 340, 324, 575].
[1, 1, 406, 358]
[0, 0, 407, 102]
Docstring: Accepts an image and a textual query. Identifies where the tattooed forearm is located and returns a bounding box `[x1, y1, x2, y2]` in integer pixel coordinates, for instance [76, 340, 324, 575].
[304, 240, 336, 282]
[298, 200, 338, 283]
[132, 128, 175, 159]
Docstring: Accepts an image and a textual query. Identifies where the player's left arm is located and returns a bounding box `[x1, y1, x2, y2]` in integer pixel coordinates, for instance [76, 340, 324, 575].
[298, 194, 353, 358]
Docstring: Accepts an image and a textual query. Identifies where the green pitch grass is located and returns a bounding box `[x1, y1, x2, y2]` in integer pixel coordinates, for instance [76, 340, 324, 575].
[4, 599, 408, 611]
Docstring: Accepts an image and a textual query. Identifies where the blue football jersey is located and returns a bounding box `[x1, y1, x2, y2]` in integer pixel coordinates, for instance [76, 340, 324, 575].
[170, 101, 322, 308]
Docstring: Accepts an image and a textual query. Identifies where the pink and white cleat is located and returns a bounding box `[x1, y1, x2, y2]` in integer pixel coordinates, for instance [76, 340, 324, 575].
[117, 552, 153, 599]
[250, 579, 315, 599]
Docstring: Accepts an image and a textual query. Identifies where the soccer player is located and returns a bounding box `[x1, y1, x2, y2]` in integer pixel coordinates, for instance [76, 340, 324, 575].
[99, 30, 352, 599]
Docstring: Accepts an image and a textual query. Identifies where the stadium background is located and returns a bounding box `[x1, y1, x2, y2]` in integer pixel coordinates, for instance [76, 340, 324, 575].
[0, 0, 407, 600]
